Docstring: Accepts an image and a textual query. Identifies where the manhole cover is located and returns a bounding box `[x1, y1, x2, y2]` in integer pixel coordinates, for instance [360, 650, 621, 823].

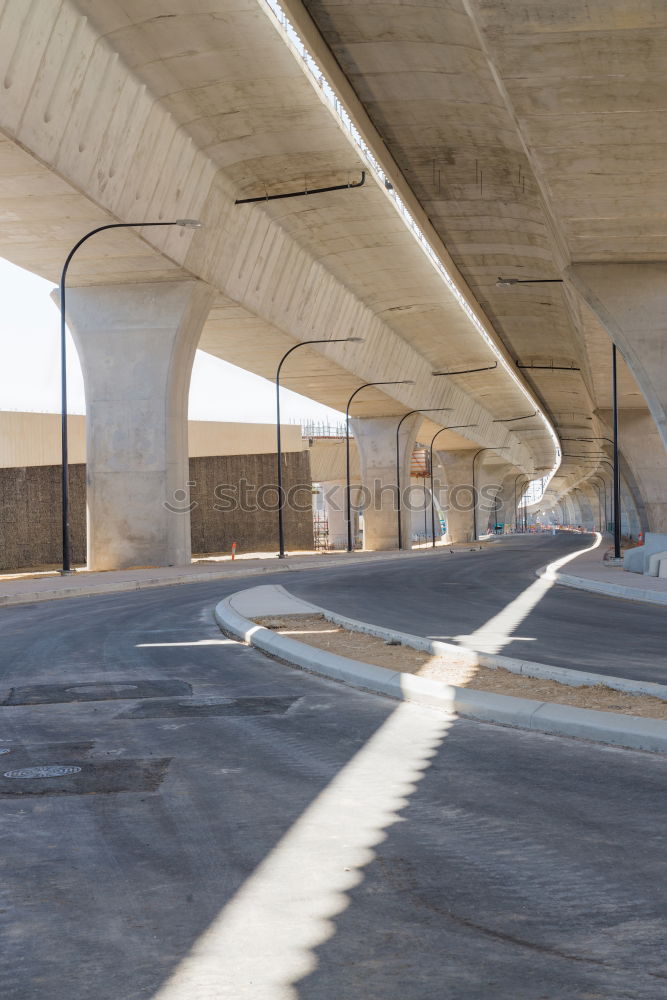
[4, 765, 82, 779]
[65, 684, 139, 697]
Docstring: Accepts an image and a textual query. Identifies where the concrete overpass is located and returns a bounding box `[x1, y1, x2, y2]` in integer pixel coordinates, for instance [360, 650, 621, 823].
[0, 0, 663, 567]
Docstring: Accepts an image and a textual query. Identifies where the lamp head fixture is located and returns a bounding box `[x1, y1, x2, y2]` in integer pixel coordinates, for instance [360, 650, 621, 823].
[175, 219, 203, 228]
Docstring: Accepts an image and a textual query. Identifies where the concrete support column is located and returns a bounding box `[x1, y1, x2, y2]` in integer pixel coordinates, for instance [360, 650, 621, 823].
[574, 490, 595, 530]
[477, 464, 515, 535]
[320, 480, 358, 550]
[561, 494, 577, 525]
[580, 483, 602, 531]
[435, 449, 476, 543]
[494, 472, 520, 532]
[350, 414, 421, 550]
[569, 263, 667, 448]
[615, 410, 667, 531]
[62, 279, 215, 570]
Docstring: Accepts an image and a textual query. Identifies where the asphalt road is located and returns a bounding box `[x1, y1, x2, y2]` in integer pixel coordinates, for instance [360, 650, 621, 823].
[286, 534, 667, 684]
[0, 568, 665, 999]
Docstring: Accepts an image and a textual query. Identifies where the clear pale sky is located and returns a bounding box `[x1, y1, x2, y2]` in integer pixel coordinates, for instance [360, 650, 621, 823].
[0, 256, 344, 425]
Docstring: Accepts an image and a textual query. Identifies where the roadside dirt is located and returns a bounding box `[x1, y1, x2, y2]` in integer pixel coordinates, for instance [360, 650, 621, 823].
[254, 614, 667, 720]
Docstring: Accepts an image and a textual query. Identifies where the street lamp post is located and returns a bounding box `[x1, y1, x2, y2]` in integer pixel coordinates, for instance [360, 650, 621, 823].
[514, 473, 529, 533]
[275, 337, 362, 558]
[58, 218, 202, 574]
[612, 345, 622, 558]
[395, 407, 452, 550]
[345, 380, 414, 552]
[428, 425, 478, 547]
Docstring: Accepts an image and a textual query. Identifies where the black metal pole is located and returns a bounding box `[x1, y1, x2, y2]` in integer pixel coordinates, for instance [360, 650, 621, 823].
[58, 218, 201, 574]
[395, 409, 419, 552]
[276, 366, 285, 558]
[429, 440, 437, 549]
[60, 274, 71, 574]
[345, 403, 353, 552]
[275, 337, 359, 557]
[514, 473, 529, 533]
[612, 345, 621, 558]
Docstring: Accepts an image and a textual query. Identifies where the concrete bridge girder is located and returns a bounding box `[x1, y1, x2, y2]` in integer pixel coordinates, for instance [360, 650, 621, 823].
[0, 0, 555, 438]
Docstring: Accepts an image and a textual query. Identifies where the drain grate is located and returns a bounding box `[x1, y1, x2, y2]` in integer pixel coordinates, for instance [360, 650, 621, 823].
[3, 679, 192, 706]
[0, 757, 171, 796]
[117, 695, 299, 720]
[4, 765, 82, 779]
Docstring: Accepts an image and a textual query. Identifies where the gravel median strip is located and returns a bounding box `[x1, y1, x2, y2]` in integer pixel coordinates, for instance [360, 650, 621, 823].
[255, 614, 667, 721]
[215, 585, 667, 752]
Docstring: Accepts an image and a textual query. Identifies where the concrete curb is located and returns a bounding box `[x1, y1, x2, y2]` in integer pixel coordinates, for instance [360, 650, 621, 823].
[215, 587, 667, 753]
[0, 544, 470, 608]
[306, 592, 667, 700]
[541, 566, 667, 607]
[533, 530, 667, 606]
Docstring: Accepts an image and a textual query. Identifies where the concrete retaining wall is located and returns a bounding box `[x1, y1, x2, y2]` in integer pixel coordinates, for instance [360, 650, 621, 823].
[0, 452, 313, 570]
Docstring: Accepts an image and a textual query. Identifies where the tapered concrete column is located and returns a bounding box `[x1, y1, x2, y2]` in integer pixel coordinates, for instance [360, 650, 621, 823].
[568, 263, 667, 448]
[573, 491, 595, 530]
[434, 449, 476, 543]
[478, 465, 515, 534]
[61, 279, 215, 570]
[320, 480, 359, 550]
[350, 414, 421, 550]
[493, 472, 519, 531]
[561, 494, 577, 525]
[601, 409, 667, 532]
[579, 483, 602, 531]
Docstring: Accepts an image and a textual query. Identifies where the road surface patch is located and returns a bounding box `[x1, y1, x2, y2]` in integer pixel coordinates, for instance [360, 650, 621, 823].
[2, 679, 191, 706]
[116, 695, 299, 720]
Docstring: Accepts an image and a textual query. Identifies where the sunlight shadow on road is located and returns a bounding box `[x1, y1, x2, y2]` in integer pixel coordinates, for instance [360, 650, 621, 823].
[442, 534, 602, 656]
[150, 704, 453, 1000]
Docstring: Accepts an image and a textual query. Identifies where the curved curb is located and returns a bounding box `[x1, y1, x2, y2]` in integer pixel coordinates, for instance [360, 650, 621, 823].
[536, 531, 667, 606]
[215, 588, 667, 754]
[541, 566, 667, 607]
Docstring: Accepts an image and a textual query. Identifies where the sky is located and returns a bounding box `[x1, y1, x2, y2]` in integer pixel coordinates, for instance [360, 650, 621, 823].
[0, 256, 344, 426]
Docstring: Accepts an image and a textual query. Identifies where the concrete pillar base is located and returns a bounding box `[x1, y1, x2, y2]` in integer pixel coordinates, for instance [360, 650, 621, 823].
[60, 279, 215, 570]
[351, 414, 421, 550]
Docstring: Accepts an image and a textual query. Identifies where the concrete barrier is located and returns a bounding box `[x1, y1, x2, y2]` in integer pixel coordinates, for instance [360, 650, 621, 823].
[624, 532, 667, 574]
